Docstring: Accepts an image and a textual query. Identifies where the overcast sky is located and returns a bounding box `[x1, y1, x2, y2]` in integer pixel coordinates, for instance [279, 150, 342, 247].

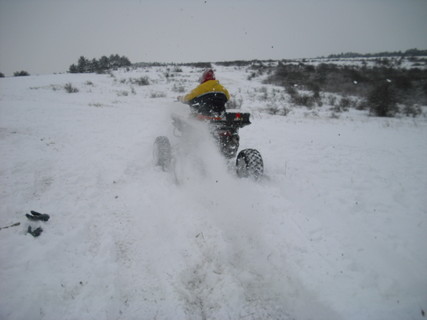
[1, 0, 426, 75]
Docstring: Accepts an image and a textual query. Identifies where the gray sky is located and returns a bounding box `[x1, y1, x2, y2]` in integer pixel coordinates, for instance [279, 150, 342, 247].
[1, 0, 426, 75]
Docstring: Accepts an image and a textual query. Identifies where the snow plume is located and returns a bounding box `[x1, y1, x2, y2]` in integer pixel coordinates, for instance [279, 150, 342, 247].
[169, 115, 229, 184]
[172, 176, 341, 318]
[160, 114, 339, 319]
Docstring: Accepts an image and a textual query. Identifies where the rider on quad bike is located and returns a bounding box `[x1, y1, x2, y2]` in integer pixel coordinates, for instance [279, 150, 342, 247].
[167, 68, 263, 179]
[178, 69, 230, 117]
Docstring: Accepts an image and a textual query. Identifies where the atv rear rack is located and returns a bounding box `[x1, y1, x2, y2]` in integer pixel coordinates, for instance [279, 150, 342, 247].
[195, 112, 251, 129]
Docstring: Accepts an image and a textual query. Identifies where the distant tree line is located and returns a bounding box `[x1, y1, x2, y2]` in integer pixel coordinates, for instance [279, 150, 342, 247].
[69, 54, 131, 73]
[0, 71, 31, 77]
[326, 48, 427, 59]
[180, 62, 212, 69]
[216, 60, 255, 67]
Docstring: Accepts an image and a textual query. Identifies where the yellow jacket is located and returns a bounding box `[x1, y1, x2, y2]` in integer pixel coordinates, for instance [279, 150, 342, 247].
[181, 80, 230, 103]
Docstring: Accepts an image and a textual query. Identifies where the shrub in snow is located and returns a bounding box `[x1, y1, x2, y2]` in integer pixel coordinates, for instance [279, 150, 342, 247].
[292, 93, 316, 108]
[286, 85, 298, 96]
[264, 103, 281, 115]
[330, 111, 341, 119]
[339, 97, 352, 111]
[132, 77, 150, 86]
[0, 72, 4, 78]
[117, 90, 129, 97]
[327, 94, 337, 107]
[247, 72, 257, 80]
[172, 83, 185, 93]
[13, 70, 30, 77]
[355, 99, 367, 111]
[88, 103, 102, 107]
[367, 82, 398, 117]
[150, 91, 166, 98]
[64, 83, 79, 93]
[258, 86, 269, 101]
[402, 104, 422, 117]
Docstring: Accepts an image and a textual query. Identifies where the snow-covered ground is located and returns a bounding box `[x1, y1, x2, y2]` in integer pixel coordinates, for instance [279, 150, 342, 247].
[1, 65, 426, 320]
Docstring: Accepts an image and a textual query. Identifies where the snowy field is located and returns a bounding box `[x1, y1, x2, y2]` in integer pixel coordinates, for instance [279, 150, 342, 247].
[1, 64, 426, 320]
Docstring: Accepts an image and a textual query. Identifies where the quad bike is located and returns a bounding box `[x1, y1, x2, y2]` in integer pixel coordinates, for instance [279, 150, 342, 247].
[153, 111, 264, 180]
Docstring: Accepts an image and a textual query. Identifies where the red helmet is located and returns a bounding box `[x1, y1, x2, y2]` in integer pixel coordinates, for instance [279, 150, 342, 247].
[199, 69, 215, 83]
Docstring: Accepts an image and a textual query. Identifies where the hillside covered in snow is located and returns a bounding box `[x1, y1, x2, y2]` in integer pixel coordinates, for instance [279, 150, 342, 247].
[1, 62, 426, 320]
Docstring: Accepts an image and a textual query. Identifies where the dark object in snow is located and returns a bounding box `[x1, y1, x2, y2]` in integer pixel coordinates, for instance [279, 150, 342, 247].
[26, 211, 50, 222]
[0, 222, 21, 231]
[27, 226, 43, 237]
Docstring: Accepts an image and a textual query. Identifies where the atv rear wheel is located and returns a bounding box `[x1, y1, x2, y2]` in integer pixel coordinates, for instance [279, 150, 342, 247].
[236, 148, 263, 180]
[153, 136, 172, 171]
